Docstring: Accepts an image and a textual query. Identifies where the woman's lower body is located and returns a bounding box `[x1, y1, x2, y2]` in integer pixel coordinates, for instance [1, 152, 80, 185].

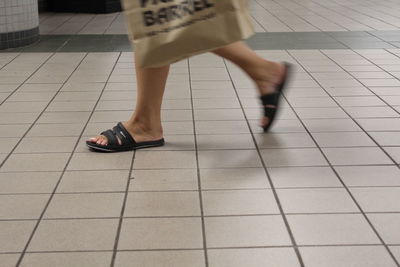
[87, 41, 288, 151]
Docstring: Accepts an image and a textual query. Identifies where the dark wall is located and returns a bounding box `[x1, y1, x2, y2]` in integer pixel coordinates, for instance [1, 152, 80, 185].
[45, 0, 122, 13]
[38, 0, 47, 12]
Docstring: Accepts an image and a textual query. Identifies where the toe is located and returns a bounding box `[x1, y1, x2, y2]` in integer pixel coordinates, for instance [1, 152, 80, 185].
[88, 136, 99, 143]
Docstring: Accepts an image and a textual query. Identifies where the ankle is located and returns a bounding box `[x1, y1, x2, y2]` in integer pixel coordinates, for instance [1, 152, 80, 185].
[126, 117, 163, 136]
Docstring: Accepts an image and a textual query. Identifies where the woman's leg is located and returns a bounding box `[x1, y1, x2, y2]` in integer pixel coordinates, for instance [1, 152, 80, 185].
[88, 54, 169, 146]
[213, 41, 285, 128]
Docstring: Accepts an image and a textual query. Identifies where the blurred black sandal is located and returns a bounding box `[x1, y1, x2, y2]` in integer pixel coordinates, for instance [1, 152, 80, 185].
[260, 62, 292, 132]
[86, 122, 164, 152]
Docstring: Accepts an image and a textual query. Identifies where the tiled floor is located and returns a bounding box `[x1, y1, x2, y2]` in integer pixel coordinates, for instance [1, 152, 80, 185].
[1, 48, 400, 267]
[1, 0, 400, 266]
[39, 0, 400, 34]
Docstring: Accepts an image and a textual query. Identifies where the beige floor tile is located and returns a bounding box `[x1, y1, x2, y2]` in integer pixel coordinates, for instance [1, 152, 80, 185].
[44, 193, 124, 218]
[0, 194, 50, 219]
[302, 119, 361, 132]
[134, 151, 196, 169]
[334, 96, 386, 107]
[0, 124, 31, 138]
[130, 169, 198, 191]
[124, 191, 201, 217]
[335, 166, 400, 186]
[61, 82, 105, 92]
[151, 135, 195, 151]
[0, 172, 60, 194]
[351, 188, 400, 212]
[278, 188, 358, 213]
[383, 147, 400, 164]
[0, 101, 48, 113]
[269, 167, 341, 188]
[193, 98, 240, 109]
[14, 136, 78, 153]
[370, 132, 400, 146]
[68, 152, 133, 170]
[368, 214, 400, 244]
[95, 100, 134, 111]
[162, 99, 192, 110]
[287, 214, 379, 245]
[0, 112, 40, 124]
[0, 137, 20, 154]
[322, 147, 392, 165]
[390, 246, 400, 262]
[7, 92, 56, 102]
[0, 221, 36, 252]
[192, 89, 236, 99]
[58, 170, 128, 193]
[195, 120, 250, 134]
[90, 110, 131, 123]
[205, 215, 292, 248]
[118, 217, 203, 249]
[0, 84, 18, 93]
[300, 246, 397, 267]
[208, 248, 300, 267]
[294, 107, 348, 119]
[261, 148, 328, 167]
[162, 121, 194, 135]
[18, 84, 63, 92]
[200, 168, 270, 190]
[1, 153, 70, 172]
[53, 91, 101, 102]
[344, 106, 399, 118]
[255, 133, 316, 148]
[46, 101, 96, 112]
[191, 80, 233, 90]
[197, 134, 255, 150]
[202, 189, 279, 216]
[194, 109, 245, 121]
[0, 153, 7, 164]
[20, 252, 112, 267]
[161, 109, 193, 121]
[115, 250, 205, 267]
[37, 111, 91, 124]
[288, 97, 338, 108]
[356, 118, 400, 131]
[198, 150, 262, 168]
[0, 254, 19, 267]
[28, 219, 118, 251]
[27, 123, 84, 137]
[312, 132, 376, 147]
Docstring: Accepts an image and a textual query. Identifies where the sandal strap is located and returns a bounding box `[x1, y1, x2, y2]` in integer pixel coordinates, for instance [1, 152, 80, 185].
[100, 129, 119, 146]
[112, 122, 136, 146]
[264, 107, 276, 118]
[260, 92, 280, 106]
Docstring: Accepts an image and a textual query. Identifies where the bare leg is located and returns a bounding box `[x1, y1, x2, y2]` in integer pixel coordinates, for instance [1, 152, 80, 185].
[88, 53, 169, 146]
[213, 42, 285, 128]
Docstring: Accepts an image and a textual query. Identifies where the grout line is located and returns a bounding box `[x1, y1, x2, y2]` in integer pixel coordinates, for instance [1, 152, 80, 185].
[4, 242, 400, 256]
[3, 184, 400, 196]
[3, 243, 400, 255]
[188, 58, 210, 267]
[109, 152, 136, 267]
[223, 57, 305, 267]
[3, 211, 400, 222]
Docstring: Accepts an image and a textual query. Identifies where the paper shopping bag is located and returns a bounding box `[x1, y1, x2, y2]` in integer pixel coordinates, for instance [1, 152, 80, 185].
[121, 0, 254, 68]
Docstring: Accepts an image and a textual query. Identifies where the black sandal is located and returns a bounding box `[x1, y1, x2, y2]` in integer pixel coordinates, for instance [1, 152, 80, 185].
[260, 62, 292, 132]
[86, 122, 165, 152]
